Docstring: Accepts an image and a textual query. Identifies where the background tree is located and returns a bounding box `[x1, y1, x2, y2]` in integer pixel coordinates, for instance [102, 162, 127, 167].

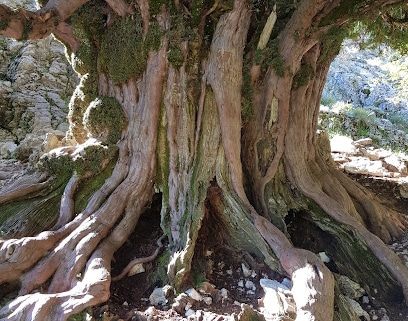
[1, 0, 408, 320]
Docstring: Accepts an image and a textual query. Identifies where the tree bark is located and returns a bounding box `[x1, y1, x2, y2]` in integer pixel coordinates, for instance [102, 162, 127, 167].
[1, 1, 408, 320]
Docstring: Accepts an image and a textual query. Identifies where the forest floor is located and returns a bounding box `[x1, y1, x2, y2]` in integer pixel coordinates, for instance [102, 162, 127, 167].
[86, 172, 408, 321]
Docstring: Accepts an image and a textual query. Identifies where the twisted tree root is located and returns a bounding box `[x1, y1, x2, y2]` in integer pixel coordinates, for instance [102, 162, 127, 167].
[112, 234, 165, 282]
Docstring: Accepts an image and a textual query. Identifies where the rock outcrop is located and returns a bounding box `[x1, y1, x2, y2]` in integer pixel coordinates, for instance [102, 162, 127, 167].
[0, 34, 78, 162]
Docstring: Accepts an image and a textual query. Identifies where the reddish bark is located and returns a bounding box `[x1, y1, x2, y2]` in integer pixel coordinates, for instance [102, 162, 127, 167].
[1, 1, 408, 321]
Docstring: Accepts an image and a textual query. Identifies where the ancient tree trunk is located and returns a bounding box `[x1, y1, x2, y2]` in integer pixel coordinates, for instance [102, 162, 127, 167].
[1, 0, 408, 320]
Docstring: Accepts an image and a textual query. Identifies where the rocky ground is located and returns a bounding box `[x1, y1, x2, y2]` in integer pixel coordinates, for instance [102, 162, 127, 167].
[77, 139, 408, 321]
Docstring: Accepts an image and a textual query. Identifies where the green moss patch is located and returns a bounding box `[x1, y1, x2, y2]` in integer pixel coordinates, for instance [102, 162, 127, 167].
[99, 16, 163, 84]
[83, 97, 126, 144]
[293, 63, 314, 89]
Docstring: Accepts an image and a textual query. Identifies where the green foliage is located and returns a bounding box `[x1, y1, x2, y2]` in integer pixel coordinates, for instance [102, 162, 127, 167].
[318, 27, 349, 64]
[145, 21, 163, 51]
[349, 6, 408, 54]
[347, 107, 376, 128]
[320, 2, 408, 54]
[83, 96, 127, 144]
[389, 113, 408, 133]
[99, 17, 144, 84]
[0, 36, 6, 49]
[191, 1, 205, 27]
[168, 47, 184, 68]
[36, 0, 48, 7]
[319, 0, 370, 27]
[321, 93, 337, 107]
[21, 19, 33, 40]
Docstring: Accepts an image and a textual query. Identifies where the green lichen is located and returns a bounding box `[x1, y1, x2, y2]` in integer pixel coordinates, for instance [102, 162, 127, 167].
[255, 41, 285, 77]
[0, 19, 9, 31]
[168, 47, 184, 68]
[21, 19, 33, 40]
[156, 105, 170, 197]
[74, 159, 116, 213]
[293, 63, 314, 89]
[148, 251, 170, 285]
[306, 200, 403, 302]
[0, 183, 67, 237]
[83, 97, 127, 144]
[241, 63, 254, 122]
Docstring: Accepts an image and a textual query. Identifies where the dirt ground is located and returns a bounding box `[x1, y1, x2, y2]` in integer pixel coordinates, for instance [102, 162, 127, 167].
[87, 174, 408, 321]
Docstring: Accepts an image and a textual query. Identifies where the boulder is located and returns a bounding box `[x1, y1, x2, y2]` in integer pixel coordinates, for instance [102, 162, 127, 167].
[330, 135, 357, 154]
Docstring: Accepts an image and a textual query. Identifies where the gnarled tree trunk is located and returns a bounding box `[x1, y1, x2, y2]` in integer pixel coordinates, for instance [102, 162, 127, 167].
[1, 0, 408, 320]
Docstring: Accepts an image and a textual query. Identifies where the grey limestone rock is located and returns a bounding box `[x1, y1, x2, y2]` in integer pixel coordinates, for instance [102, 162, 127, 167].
[0, 34, 78, 161]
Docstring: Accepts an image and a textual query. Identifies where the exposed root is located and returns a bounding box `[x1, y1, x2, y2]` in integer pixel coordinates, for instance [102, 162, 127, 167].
[0, 251, 111, 321]
[291, 163, 408, 302]
[332, 168, 407, 241]
[0, 228, 77, 285]
[112, 234, 165, 281]
[52, 172, 81, 230]
[254, 213, 335, 321]
[0, 173, 50, 204]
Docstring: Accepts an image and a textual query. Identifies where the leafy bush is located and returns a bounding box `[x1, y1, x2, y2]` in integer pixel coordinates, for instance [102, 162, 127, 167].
[347, 107, 376, 128]
[321, 93, 337, 107]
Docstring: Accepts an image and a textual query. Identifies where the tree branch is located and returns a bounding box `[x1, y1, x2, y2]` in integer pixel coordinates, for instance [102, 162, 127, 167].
[39, 0, 90, 21]
[0, 0, 87, 50]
